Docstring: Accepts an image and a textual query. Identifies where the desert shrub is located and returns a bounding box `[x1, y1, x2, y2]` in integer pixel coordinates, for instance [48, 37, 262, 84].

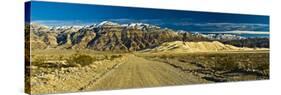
[211, 55, 239, 71]
[32, 56, 68, 68]
[214, 61, 238, 71]
[104, 54, 122, 60]
[256, 63, 269, 71]
[58, 56, 63, 60]
[67, 54, 95, 67]
[110, 54, 122, 59]
[32, 56, 46, 66]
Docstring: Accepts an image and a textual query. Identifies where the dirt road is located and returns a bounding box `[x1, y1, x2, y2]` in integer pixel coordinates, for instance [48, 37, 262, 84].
[82, 55, 209, 91]
[31, 52, 268, 94]
[31, 54, 210, 94]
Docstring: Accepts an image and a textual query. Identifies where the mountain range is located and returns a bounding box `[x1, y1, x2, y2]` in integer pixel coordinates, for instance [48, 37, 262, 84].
[26, 21, 209, 51]
[26, 21, 268, 51]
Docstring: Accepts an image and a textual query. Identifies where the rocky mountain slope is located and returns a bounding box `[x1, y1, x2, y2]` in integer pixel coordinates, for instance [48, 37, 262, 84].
[26, 21, 209, 51]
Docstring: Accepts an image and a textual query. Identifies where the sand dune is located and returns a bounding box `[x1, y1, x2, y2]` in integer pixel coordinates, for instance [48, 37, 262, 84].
[143, 41, 266, 53]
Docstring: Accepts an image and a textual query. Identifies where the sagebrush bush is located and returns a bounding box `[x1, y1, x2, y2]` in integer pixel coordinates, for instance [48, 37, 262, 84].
[67, 54, 95, 67]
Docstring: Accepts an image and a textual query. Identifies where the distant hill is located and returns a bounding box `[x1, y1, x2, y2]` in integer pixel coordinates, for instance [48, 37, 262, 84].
[222, 38, 269, 48]
[142, 41, 259, 53]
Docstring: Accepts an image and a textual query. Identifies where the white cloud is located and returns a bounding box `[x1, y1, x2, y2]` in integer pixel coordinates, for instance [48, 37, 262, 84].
[207, 31, 269, 34]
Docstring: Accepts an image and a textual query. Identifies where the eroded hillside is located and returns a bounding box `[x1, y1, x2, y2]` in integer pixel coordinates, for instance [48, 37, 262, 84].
[26, 21, 209, 51]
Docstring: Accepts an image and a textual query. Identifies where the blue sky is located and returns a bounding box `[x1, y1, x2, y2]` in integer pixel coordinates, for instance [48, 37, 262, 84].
[26, 1, 269, 36]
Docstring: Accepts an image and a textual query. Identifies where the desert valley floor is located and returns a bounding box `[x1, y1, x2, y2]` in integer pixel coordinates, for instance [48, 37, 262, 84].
[27, 49, 269, 94]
